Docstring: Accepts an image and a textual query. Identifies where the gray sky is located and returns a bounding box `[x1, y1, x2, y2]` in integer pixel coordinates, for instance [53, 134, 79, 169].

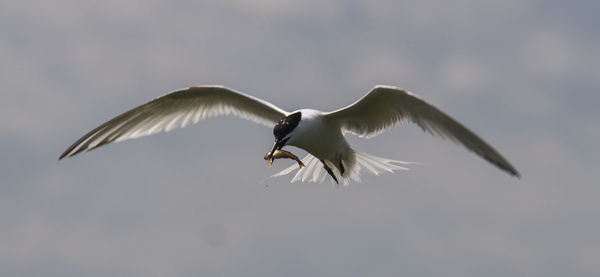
[1, 0, 599, 276]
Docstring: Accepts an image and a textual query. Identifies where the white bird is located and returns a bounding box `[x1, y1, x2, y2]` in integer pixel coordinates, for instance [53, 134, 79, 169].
[59, 85, 520, 184]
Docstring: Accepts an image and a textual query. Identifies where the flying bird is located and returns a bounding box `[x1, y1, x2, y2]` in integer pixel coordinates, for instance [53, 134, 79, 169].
[59, 85, 520, 184]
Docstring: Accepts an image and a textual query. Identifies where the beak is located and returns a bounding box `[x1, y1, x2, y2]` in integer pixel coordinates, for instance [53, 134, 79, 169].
[267, 138, 285, 167]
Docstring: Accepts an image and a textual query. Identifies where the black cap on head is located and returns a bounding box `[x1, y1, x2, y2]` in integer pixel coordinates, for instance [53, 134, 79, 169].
[267, 112, 302, 165]
[273, 112, 301, 140]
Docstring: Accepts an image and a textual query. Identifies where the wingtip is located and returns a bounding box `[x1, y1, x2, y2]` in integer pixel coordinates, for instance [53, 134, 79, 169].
[512, 170, 522, 179]
[499, 162, 521, 179]
[58, 149, 77, 160]
[58, 152, 68, 161]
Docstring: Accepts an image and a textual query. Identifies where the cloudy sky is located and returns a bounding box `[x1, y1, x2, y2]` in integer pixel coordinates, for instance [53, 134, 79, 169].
[1, 0, 599, 276]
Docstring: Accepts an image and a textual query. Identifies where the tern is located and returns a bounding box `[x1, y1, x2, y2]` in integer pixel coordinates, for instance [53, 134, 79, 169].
[59, 85, 520, 184]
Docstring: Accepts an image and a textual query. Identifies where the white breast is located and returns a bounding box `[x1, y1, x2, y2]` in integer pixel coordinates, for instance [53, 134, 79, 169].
[285, 109, 350, 161]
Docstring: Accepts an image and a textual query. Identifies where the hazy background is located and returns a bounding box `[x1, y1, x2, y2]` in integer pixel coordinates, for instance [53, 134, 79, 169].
[2, 0, 599, 276]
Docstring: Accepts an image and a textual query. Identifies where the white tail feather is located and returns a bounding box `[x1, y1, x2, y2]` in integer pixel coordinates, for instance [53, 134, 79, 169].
[266, 150, 417, 185]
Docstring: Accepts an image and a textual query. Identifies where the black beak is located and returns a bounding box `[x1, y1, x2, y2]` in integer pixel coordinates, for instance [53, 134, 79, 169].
[266, 138, 286, 167]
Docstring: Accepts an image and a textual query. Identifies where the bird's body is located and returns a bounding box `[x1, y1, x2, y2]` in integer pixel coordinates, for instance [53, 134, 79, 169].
[60, 85, 520, 184]
[285, 109, 349, 163]
[281, 109, 358, 184]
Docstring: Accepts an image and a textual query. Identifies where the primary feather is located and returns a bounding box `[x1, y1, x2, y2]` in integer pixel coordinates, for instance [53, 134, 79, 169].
[325, 85, 520, 177]
[59, 86, 288, 159]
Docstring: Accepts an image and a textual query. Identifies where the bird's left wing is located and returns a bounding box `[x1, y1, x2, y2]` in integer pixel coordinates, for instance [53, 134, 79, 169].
[324, 85, 519, 177]
[59, 86, 287, 159]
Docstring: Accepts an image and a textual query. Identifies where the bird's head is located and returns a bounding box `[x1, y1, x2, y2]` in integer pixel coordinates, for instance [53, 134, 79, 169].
[267, 111, 302, 166]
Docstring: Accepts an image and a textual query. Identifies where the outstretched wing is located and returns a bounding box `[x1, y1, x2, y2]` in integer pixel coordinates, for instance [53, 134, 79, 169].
[324, 85, 520, 177]
[60, 86, 287, 159]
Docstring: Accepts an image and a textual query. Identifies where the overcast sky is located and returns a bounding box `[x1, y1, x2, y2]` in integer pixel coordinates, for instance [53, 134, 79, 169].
[1, 0, 599, 276]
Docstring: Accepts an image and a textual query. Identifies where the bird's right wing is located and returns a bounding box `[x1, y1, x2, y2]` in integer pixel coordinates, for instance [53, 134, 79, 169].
[324, 85, 519, 177]
[60, 86, 288, 159]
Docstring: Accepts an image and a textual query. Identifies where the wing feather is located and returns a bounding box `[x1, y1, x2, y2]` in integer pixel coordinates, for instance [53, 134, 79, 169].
[325, 85, 520, 177]
[59, 86, 287, 159]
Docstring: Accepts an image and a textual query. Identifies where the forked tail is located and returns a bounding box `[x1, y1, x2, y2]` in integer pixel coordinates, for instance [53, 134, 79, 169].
[267, 150, 417, 185]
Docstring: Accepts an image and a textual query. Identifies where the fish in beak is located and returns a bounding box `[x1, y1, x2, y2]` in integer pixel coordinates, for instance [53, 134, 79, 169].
[266, 138, 286, 167]
[264, 149, 304, 168]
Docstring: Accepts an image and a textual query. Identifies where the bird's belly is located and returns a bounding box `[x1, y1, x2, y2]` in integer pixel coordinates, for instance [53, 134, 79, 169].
[287, 124, 349, 161]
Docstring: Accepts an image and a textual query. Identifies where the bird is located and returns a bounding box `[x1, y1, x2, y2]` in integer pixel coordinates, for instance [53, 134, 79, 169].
[59, 85, 520, 184]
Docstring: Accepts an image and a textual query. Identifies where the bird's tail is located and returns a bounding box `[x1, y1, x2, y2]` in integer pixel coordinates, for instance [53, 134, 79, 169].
[267, 150, 417, 185]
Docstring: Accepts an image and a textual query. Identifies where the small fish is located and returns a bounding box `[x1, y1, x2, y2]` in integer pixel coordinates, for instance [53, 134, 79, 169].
[264, 149, 304, 168]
